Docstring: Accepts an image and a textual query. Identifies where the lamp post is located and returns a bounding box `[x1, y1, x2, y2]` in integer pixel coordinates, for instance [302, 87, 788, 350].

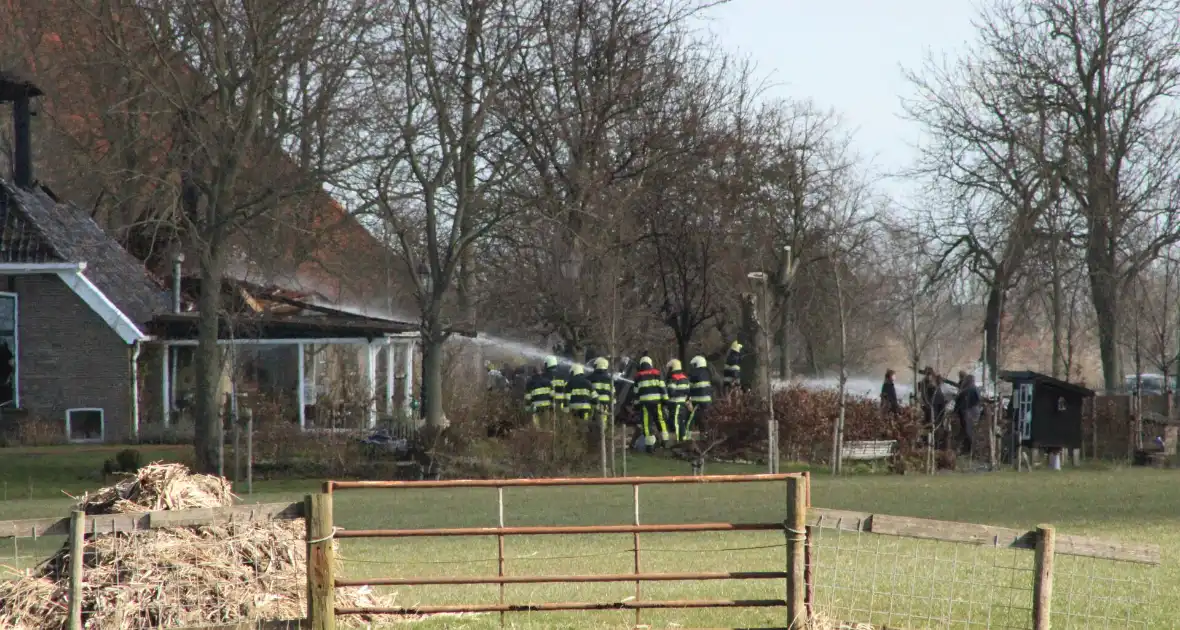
[748, 271, 776, 474]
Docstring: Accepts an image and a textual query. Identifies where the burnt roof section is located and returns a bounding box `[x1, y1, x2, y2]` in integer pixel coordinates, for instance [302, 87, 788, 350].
[0, 188, 62, 262]
[998, 370, 1095, 397]
[0, 179, 171, 324]
[0, 71, 43, 101]
[148, 312, 418, 341]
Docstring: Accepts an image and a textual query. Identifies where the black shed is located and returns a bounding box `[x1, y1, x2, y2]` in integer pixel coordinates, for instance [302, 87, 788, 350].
[999, 371, 1094, 450]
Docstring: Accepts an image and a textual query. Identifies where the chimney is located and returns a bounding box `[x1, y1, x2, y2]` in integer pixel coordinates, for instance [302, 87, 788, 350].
[0, 72, 43, 189]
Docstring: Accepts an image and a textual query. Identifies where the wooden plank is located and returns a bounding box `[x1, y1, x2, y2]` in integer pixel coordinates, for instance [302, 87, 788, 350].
[149, 502, 304, 529]
[869, 514, 1034, 548]
[808, 508, 871, 532]
[177, 622, 304, 630]
[868, 514, 1160, 564]
[1054, 532, 1161, 565]
[810, 510, 1160, 565]
[0, 502, 303, 540]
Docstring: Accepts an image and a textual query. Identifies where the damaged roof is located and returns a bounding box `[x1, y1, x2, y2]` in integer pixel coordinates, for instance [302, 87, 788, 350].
[0, 179, 171, 324]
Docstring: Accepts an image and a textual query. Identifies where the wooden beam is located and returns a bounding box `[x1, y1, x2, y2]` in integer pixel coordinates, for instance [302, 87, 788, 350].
[0, 502, 304, 540]
[149, 502, 304, 529]
[809, 508, 1159, 565]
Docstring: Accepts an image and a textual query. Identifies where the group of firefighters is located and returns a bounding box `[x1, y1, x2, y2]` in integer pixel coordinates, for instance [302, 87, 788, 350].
[520, 341, 745, 451]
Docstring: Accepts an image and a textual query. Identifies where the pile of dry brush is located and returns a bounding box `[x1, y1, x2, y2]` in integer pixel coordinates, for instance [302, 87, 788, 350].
[0, 463, 384, 629]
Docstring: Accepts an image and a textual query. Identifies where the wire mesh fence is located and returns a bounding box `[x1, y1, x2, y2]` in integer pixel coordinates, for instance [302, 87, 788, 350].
[807, 524, 1156, 630]
[809, 526, 1035, 629]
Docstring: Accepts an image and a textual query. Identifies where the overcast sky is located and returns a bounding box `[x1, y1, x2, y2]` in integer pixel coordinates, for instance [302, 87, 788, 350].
[699, 0, 979, 202]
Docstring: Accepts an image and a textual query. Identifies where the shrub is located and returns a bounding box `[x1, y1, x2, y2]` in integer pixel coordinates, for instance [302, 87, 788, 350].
[115, 448, 143, 472]
[135, 419, 196, 445]
[14, 416, 66, 447]
[706, 385, 926, 468]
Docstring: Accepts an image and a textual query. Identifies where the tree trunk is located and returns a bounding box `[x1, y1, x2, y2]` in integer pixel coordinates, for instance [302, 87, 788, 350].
[777, 303, 790, 381]
[1050, 262, 1065, 379]
[739, 292, 761, 394]
[422, 335, 445, 428]
[193, 242, 226, 475]
[833, 268, 847, 475]
[981, 282, 1004, 378]
[1089, 269, 1122, 392]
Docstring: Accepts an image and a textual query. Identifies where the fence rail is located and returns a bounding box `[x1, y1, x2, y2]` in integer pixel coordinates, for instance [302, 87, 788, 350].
[807, 508, 1159, 564]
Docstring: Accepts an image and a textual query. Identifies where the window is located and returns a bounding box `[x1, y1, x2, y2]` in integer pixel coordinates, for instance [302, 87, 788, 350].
[0, 293, 15, 408]
[66, 408, 104, 443]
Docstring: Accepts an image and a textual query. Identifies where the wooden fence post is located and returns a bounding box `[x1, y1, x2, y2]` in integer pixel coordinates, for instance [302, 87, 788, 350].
[1033, 524, 1056, 630]
[306, 492, 336, 630]
[786, 475, 807, 629]
[67, 509, 84, 630]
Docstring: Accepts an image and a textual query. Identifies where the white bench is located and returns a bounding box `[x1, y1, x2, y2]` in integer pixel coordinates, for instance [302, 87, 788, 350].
[841, 440, 897, 469]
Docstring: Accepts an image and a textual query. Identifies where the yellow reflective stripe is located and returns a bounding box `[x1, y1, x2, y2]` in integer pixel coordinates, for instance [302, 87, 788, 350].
[690, 396, 712, 402]
[569, 403, 593, 410]
[691, 381, 711, 388]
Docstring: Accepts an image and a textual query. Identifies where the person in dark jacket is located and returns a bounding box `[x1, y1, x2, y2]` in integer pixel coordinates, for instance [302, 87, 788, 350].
[664, 359, 690, 443]
[687, 355, 713, 440]
[918, 367, 948, 449]
[566, 363, 595, 426]
[632, 356, 668, 451]
[722, 341, 742, 393]
[524, 366, 554, 428]
[954, 373, 982, 456]
[881, 369, 900, 415]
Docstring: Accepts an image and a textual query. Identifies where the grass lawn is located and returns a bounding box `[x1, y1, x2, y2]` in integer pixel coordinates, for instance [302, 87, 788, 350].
[0, 445, 1174, 629]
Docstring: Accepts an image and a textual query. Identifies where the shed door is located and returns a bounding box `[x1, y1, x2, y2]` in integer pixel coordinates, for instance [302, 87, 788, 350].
[1015, 383, 1034, 441]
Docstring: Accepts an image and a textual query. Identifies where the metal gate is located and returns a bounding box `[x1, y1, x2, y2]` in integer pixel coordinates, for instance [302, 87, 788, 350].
[311, 473, 810, 629]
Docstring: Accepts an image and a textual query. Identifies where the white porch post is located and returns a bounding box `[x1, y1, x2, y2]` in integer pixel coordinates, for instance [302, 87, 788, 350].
[384, 341, 395, 415]
[161, 344, 171, 428]
[403, 340, 415, 416]
[366, 342, 378, 428]
[297, 342, 306, 430]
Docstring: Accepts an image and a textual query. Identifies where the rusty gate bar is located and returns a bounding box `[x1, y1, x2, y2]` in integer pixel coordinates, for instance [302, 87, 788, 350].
[327, 473, 797, 490]
[336, 599, 790, 614]
[336, 571, 791, 587]
[328, 472, 806, 625]
[335, 522, 784, 538]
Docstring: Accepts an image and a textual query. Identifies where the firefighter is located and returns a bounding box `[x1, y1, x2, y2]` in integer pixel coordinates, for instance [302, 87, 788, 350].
[545, 355, 568, 410]
[665, 358, 690, 444]
[687, 355, 714, 440]
[722, 340, 743, 392]
[632, 356, 668, 451]
[589, 357, 615, 433]
[524, 366, 553, 428]
[566, 363, 595, 428]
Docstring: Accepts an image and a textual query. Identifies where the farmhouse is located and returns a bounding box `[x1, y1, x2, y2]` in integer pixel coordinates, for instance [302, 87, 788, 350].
[0, 72, 423, 443]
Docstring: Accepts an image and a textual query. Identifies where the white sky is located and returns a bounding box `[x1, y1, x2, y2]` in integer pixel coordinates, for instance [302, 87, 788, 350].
[699, 0, 979, 202]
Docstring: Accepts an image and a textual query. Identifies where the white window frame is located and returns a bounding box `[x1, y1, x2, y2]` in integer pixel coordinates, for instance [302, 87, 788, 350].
[65, 407, 105, 443]
[0, 291, 17, 408]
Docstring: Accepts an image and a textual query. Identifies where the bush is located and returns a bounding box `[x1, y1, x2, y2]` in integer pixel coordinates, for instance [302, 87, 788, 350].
[13, 416, 67, 447]
[115, 448, 143, 472]
[135, 419, 196, 445]
[706, 385, 926, 468]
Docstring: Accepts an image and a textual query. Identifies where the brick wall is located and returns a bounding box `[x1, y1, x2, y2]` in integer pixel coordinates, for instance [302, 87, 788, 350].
[14, 274, 132, 441]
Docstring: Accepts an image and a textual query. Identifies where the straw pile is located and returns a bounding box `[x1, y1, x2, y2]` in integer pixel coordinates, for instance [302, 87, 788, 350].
[0, 463, 385, 629]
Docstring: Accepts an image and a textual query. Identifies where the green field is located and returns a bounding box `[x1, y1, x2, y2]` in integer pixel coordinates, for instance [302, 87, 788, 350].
[0, 446, 1174, 629]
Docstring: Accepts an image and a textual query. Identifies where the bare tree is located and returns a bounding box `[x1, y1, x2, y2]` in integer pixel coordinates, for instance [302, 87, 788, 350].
[75, 0, 376, 473]
[354, 0, 539, 428]
[990, 0, 1180, 390]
